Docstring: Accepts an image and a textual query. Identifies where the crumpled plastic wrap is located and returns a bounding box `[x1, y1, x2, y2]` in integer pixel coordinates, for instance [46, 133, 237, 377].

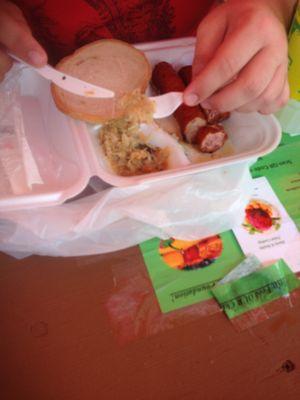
[0, 163, 253, 258]
[0, 64, 43, 195]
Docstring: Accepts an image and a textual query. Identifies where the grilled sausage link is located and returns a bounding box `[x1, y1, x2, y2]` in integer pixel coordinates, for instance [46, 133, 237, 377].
[152, 62, 206, 142]
[192, 124, 228, 153]
[178, 65, 193, 86]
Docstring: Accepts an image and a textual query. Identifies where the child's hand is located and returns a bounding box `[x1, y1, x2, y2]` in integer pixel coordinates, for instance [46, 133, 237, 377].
[184, 0, 294, 114]
[0, 0, 47, 81]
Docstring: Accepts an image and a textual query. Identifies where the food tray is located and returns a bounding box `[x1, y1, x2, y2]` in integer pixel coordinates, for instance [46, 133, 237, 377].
[0, 37, 281, 211]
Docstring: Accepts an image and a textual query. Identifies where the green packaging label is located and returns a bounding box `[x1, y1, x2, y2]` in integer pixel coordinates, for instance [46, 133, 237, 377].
[250, 140, 300, 229]
[212, 260, 300, 319]
[140, 231, 244, 313]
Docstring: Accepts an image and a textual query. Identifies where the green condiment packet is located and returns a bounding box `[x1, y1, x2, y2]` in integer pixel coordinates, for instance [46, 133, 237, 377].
[212, 259, 300, 319]
[140, 232, 244, 313]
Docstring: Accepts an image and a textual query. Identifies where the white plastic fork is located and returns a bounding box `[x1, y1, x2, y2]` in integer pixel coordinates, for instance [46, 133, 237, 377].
[150, 92, 183, 119]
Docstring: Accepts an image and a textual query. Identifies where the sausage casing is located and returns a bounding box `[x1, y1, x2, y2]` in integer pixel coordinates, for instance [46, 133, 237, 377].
[193, 124, 227, 153]
[152, 62, 206, 142]
[178, 65, 230, 124]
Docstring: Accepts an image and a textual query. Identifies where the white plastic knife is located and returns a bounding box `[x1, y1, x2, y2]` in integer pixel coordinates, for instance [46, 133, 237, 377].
[9, 54, 184, 116]
[9, 54, 115, 98]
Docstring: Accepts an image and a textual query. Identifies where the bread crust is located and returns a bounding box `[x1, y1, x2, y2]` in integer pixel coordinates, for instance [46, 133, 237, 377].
[51, 39, 152, 123]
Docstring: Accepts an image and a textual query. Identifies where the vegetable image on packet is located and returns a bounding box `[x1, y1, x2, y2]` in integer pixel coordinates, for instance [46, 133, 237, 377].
[159, 235, 223, 271]
[140, 231, 244, 313]
[242, 199, 281, 234]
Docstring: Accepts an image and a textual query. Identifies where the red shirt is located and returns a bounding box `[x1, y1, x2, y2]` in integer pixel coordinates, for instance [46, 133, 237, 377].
[14, 0, 213, 64]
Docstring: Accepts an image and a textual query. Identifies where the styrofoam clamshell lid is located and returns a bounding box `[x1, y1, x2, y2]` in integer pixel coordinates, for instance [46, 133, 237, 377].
[0, 38, 281, 211]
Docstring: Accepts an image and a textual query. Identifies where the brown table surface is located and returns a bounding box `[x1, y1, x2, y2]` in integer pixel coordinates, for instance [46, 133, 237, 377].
[1, 246, 300, 400]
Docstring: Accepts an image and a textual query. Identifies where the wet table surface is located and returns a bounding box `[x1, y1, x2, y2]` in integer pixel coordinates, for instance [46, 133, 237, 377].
[1, 247, 300, 400]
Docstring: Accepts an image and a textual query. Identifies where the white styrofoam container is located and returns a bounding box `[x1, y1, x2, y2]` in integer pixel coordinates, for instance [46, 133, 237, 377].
[0, 38, 281, 211]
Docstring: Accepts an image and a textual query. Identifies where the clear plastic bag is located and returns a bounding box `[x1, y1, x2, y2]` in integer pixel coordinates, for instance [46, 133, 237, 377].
[0, 163, 252, 258]
[0, 61, 254, 258]
[0, 64, 43, 196]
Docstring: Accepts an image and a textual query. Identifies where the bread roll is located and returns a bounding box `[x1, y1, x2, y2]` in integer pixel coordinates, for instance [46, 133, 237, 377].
[51, 39, 151, 123]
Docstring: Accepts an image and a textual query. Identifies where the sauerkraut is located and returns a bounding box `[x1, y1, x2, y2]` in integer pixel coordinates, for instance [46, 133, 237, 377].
[100, 116, 168, 176]
[99, 91, 169, 176]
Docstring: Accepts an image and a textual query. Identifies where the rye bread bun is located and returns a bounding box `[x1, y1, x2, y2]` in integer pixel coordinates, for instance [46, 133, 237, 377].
[51, 39, 151, 123]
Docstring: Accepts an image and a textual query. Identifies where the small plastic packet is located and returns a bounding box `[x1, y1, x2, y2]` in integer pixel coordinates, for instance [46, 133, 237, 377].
[212, 257, 300, 331]
[218, 254, 262, 284]
[0, 163, 253, 258]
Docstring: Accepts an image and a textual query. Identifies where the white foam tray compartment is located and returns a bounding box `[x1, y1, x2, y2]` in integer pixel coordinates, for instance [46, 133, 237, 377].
[0, 37, 281, 211]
